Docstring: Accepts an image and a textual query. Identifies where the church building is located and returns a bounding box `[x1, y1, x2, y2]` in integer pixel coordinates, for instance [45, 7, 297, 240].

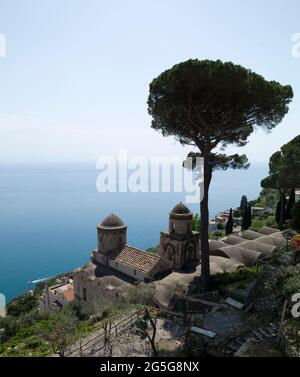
[73, 203, 199, 313]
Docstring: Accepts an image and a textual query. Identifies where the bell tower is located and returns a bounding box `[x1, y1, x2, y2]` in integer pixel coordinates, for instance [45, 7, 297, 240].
[159, 203, 200, 270]
[97, 213, 127, 253]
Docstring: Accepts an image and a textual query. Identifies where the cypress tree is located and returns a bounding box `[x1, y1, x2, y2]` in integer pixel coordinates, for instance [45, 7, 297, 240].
[242, 204, 252, 231]
[247, 204, 252, 229]
[286, 188, 295, 220]
[240, 195, 248, 216]
[226, 208, 234, 235]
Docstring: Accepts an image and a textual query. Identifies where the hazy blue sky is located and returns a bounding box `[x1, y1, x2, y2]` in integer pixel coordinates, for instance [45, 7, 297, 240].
[0, 0, 299, 163]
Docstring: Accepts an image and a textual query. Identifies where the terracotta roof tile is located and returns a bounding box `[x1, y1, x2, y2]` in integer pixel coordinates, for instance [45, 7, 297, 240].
[63, 288, 74, 302]
[113, 245, 172, 275]
[49, 283, 74, 303]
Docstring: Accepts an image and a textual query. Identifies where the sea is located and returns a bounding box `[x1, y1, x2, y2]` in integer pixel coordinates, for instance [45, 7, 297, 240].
[0, 161, 268, 302]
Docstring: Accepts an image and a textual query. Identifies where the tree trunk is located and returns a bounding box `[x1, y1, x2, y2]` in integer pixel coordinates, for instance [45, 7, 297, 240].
[148, 320, 158, 356]
[279, 191, 286, 228]
[146, 308, 158, 356]
[280, 192, 285, 226]
[200, 156, 212, 292]
[149, 337, 158, 357]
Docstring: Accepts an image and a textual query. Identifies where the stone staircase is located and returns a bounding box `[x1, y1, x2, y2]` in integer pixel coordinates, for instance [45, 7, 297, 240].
[225, 322, 279, 356]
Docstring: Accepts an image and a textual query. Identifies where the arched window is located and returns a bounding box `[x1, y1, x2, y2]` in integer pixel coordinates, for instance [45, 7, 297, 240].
[83, 287, 87, 302]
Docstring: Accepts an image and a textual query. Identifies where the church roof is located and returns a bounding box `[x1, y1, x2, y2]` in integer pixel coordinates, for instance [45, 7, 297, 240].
[112, 246, 172, 275]
[171, 202, 191, 215]
[99, 213, 126, 229]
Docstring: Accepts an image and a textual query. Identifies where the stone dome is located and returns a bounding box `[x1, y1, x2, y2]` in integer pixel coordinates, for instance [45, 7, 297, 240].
[171, 202, 191, 215]
[99, 213, 126, 229]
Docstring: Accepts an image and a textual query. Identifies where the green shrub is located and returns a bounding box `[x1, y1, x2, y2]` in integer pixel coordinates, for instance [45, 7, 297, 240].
[250, 215, 276, 232]
[236, 281, 247, 289]
[7, 293, 38, 317]
[192, 214, 201, 231]
[210, 230, 226, 239]
[265, 215, 276, 227]
[250, 217, 264, 232]
[146, 246, 159, 254]
[0, 316, 22, 341]
[0, 305, 83, 357]
[217, 223, 225, 230]
[211, 266, 261, 289]
[13, 326, 34, 341]
[282, 275, 300, 298]
[23, 336, 45, 350]
[265, 265, 300, 299]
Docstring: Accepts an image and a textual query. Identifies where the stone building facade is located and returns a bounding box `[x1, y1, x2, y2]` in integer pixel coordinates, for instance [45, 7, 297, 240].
[74, 205, 200, 313]
[73, 213, 173, 313]
[159, 203, 200, 270]
[39, 281, 74, 312]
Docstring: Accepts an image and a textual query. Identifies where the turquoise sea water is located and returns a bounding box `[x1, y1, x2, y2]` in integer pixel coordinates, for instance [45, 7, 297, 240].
[0, 162, 268, 301]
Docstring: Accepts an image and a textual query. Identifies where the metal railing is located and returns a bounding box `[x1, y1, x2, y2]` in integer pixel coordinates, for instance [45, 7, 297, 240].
[65, 308, 146, 357]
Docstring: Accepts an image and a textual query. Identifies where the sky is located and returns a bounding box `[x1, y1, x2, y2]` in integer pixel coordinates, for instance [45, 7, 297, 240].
[0, 0, 299, 164]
